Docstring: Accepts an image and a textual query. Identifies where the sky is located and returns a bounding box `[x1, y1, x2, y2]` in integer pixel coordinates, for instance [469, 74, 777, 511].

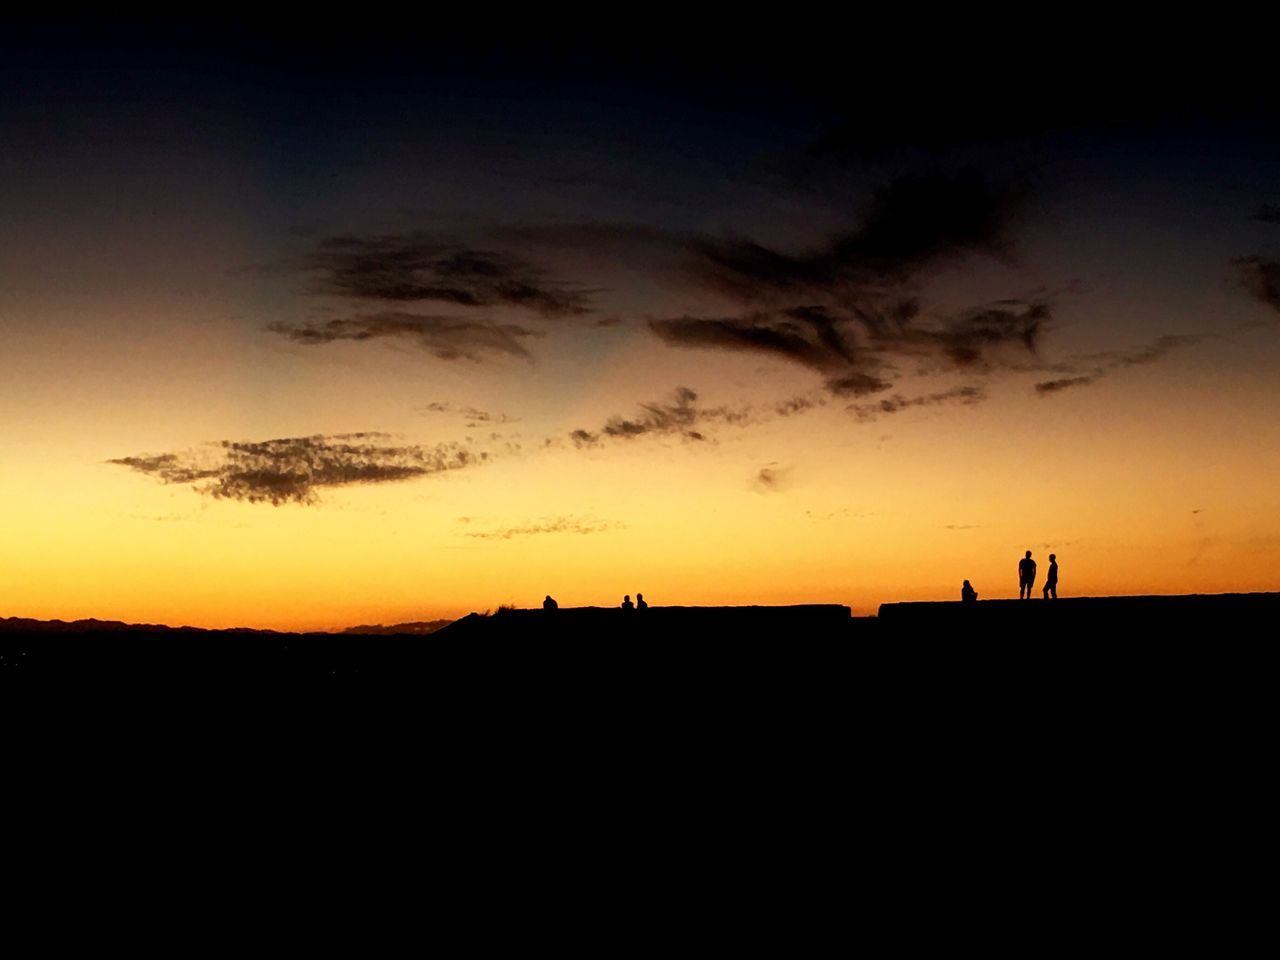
[3, 17, 1279, 628]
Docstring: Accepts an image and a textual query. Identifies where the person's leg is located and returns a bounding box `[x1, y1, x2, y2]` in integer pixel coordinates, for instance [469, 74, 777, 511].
[1043, 583, 1049, 599]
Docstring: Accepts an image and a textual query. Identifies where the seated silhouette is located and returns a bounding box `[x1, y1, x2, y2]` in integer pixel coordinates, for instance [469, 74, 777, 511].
[621, 595, 634, 611]
[961, 580, 978, 603]
[636, 593, 648, 609]
[543, 595, 558, 611]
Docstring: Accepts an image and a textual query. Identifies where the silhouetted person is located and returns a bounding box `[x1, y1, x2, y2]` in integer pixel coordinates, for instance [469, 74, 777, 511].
[543, 595, 558, 611]
[1018, 550, 1037, 599]
[961, 580, 978, 603]
[1043, 554, 1058, 599]
[636, 593, 648, 609]
[621, 595, 634, 611]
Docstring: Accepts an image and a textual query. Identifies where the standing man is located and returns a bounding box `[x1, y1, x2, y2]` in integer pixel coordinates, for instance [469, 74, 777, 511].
[1043, 554, 1059, 599]
[1018, 550, 1037, 599]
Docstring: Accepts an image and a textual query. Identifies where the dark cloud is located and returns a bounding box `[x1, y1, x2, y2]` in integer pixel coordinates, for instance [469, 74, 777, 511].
[268, 312, 540, 362]
[924, 301, 1048, 367]
[650, 315, 840, 372]
[1235, 256, 1280, 313]
[306, 233, 591, 317]
[110, 433, 482, 505]
[570, 386, 750, 447]
[465, 516, 618, 540]
[1035, 333, 1207, 395]
[645, 172, 1043, 404]
[849, 385, 986, 421]
[652, 298, 1048, 397]
[689, 170, 1026, 302]
[1254, 205, 1280, 224]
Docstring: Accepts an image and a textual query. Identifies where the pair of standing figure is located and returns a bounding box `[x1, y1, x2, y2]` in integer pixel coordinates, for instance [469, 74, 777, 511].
[1019, 551, 1058, 599]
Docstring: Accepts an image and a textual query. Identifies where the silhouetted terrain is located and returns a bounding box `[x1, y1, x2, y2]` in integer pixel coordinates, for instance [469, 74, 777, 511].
[879, 592, 1280, 634]
[436, 604, 854, 641]
[3, 595, 1277, 685]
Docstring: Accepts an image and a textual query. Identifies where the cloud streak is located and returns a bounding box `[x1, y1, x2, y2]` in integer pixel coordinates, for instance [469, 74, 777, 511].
[569, 386, 751, 447]
[268, 312, 540, 362]
[849, 385, 986, 421]
[306, 233, 592, 317]
[110, 433, 482, 505]
[419, 402, 519, 426]
[651, 298, 1047, 397]
[464, 516, 619, 540]
[1034, 333, 1208, 395]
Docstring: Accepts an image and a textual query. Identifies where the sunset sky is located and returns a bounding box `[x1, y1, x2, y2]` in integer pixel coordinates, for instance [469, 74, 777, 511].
[4, 18, 1278, 628]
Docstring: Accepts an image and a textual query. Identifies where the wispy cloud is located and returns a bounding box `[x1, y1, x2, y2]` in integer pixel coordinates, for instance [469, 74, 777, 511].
[268, 312, 540, 362]
[650, 300, 1046, 399]
[110, 433, 483, 505]
[569, 386, 751, 447]
[306, 233, 592, 317]
[1035, 374, 1098, 395]
[849, 385, 986, 421]
[464, 515, 620, 540]
[418, 401, 520, 426]
[1035, 333, 1208, 395]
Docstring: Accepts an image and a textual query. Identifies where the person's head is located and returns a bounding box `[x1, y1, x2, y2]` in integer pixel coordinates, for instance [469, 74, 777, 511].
[1049, 553, 1056, 562]
[637, 593, 644, 601]
[963, 580, 971, 587]
[1025, 550, 1032, 559]
[624, 595, 631, 602]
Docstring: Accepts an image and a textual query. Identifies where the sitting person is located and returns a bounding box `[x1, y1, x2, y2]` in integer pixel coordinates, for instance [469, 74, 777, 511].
[621, 595, 634, 611]
[636, 593, 648, 609]
[543, 595, 558, 610]
[961, 580, 978, 603]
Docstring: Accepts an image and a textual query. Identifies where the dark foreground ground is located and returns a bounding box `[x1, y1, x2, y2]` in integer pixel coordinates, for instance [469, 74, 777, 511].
[5, 597, 1268, 943]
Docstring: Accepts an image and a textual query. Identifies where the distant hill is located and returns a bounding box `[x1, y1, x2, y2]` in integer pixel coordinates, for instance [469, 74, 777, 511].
[0, 616, 284, 635]
[1, 615, 453, 637]
[340, 619, 453, 636]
